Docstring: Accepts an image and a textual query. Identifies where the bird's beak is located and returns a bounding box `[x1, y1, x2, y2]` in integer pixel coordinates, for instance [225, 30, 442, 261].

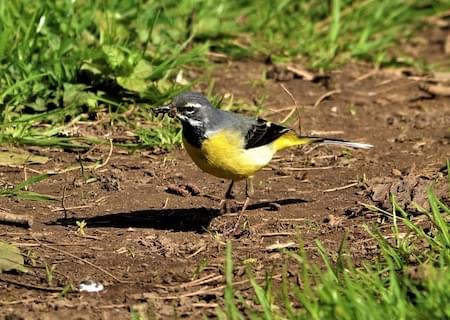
[153, 103, 176, 117]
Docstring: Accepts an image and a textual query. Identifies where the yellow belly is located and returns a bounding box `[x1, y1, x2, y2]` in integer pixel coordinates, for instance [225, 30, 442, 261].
[183, 130, 275, 181]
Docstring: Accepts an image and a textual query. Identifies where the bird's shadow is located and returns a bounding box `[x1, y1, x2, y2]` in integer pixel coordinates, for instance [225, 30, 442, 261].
[51, 198, 308, 233]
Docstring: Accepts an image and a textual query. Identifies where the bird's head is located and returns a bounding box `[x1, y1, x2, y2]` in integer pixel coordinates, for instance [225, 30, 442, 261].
[153, 92, 213, 127]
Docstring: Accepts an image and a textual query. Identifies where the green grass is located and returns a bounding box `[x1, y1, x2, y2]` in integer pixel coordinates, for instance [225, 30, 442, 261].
[217, 178, 450, 319]
[0, 0, 449, 151]
[0, 172, 57, 201]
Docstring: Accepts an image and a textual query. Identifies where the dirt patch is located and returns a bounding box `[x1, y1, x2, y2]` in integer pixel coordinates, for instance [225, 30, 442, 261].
[1, 29, 450, 319]
[366, 164, 449, 213]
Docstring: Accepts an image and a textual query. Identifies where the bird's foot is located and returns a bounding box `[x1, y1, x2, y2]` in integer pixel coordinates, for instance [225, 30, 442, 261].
[218, 197, 251, 237]
[219, 199, 241, 214]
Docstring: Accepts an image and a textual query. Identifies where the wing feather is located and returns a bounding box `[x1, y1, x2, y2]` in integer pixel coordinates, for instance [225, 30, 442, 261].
[244, 119, 290, 149]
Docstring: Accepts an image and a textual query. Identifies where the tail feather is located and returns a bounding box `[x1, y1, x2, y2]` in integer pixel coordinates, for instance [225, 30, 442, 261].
[273, 132, 372, 151]
[318, 138, 373, 149]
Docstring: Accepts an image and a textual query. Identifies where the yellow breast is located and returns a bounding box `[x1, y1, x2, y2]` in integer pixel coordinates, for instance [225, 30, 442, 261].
[183, 130, 275, 181]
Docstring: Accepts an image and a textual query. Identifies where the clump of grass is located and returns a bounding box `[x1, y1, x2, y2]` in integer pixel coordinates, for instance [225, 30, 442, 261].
[0, 173, 57, 201]
[0, 1, 205, 150]
[218, 174, 450, 319]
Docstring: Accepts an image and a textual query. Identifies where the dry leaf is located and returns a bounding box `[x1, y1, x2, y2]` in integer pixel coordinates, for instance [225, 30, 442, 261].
[0, 241, 28, 273]
[0, 151, 48, 166]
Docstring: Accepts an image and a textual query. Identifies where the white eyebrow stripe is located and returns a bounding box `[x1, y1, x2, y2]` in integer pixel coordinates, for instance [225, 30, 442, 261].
[185, 102, 202, 108]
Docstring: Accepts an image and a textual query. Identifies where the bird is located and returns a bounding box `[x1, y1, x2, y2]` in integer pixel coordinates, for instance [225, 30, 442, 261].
[153, 92, 372, 231]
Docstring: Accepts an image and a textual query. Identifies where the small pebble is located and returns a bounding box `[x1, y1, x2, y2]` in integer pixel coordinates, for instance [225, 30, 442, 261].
[79, 280, 104, 293]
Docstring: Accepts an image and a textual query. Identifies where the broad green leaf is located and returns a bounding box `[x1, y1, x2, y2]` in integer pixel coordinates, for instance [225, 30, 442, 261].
[79, 62, 104, 75]
[116, 59, 154, 92]
[0, 241, 27, 273]
[132, 59, 154, 79]
[157, 79, 173, 92]
[102, 45, 125, 70]
[63, 83, 98, 108]
[117, 76, 148, 93]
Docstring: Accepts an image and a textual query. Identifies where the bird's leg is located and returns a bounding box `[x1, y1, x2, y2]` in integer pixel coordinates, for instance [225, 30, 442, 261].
[232, 177, 254, 232]
[219, 180, 235, 213]
[225, 180, 235, 199]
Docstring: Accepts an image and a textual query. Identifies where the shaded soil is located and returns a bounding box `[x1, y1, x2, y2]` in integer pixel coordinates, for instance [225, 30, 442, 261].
[1, 27, 450, 319]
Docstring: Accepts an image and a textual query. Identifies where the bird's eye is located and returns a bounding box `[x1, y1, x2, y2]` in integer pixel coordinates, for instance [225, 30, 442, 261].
[184, 105, 196, 113]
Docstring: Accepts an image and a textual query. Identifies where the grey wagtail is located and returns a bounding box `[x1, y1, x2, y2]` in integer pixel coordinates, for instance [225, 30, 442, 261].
[154, 92, 372, 230]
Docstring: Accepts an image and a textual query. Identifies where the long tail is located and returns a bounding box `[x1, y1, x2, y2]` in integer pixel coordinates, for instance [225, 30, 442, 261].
[274, 131, 373, 151]
[307, 137, 373, 149]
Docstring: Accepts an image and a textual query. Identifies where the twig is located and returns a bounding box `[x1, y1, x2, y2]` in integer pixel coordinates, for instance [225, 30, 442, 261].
[192, 303, 219, 308]
[153, 275, 283, 300]
[5, 165, 42, 174]
[94, 139, 114, 170]
[265, 106, 301, 116]
[279, 83, 302, 132]
[303, 145, 321, 155]
[0, 275, 63, 292]
[323, 182, 359, 193]
[260, 232, 296, 237]
[280, 166, 334, 171]
[0, 298, 38, 306]
[52, 195, 107, 212]
[99, 304, 128, 309]
[265, 241, 298, 251]
[80, 144, 100, 157]
[351, 70, 378, 83]
[279, 83, 298, 107]
[206, 51, 229, 61]
[285, 65, 315, 81]
[313, 89, 341, 108]
[61, 173, 68, 219]
[180, 274, 223, 289]
[162, 197, 169, 209]
[31, 235, 125, 283]
[23, 166, 28, 191]
[45, 139, 114, 175]
[312, 155, 337, 160]
[52, 204, 92, 212]
[12, 242, 86, 247]
[162, 285, 225, 299]
[308, 130, 344, 136]
[186, 245, 206, 259]
[0, 210, 33, 228]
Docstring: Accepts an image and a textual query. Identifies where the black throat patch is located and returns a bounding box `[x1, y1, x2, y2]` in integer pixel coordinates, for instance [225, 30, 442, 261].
[182, 122, 205, 148]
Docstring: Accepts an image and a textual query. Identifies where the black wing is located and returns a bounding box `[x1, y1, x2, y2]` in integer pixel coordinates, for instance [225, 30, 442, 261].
[244, 119, 290, 149]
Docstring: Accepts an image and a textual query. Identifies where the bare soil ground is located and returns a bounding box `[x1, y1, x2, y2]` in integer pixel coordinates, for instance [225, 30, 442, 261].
[1, 26, 450, 319]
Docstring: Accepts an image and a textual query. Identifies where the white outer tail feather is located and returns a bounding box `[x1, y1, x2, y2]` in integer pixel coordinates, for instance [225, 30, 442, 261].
[321, 139, 373, 150]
